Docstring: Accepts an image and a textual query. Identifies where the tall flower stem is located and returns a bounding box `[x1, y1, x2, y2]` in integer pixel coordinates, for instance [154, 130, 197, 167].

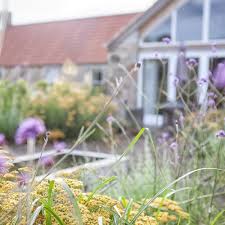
[208, 140, 222, 224]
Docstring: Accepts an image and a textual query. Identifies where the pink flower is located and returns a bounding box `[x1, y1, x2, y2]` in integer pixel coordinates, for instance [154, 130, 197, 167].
[15, 118, 46, 145]
[170, 142, 178, 151]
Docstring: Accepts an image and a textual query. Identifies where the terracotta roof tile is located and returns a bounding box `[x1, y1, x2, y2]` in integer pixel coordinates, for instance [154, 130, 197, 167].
[0, 13, 139, 66]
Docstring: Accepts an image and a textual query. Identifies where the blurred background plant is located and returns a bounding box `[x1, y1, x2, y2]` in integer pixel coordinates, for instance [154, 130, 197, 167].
[0, 79, 116, 143]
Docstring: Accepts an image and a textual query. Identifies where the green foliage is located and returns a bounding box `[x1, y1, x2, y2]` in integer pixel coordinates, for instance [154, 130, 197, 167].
[0, 80, 29, 140]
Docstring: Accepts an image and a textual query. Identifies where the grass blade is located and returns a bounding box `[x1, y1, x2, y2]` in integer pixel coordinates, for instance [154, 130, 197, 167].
[29, 206, 43, 225]
[58, 179, 84, 225]
[44, 206, 66, 225]
[211, 210, 225, 225]
[87, 176, 117, 201]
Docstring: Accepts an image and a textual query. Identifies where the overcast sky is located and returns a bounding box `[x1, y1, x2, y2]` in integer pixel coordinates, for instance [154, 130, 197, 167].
[0, 0, 156, 25]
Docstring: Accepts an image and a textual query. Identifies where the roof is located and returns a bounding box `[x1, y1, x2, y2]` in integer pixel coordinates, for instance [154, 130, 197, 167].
[0, 13, 139, 66]
[107, 0, 175, 49]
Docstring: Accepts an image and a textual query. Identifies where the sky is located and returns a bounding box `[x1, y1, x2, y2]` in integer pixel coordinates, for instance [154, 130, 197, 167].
[0, 0, 156, 25]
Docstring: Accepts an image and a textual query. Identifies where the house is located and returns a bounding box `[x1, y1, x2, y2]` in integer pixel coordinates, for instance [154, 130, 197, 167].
[0, 12, 139, 84]
[0, 0, 225, 126]
[107, 0, 225, 126]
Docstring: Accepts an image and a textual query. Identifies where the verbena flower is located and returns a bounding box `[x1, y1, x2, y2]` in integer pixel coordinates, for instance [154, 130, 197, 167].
[162, 37, 171, 44]
[15, 117, 46, 144]
[54, 141, 67, 152]
[106, 115, 115, 124]
[0, 134, 6, 146]
[215, 130, 225, 138]
[17, 172, 30, 186]
[186, 58, 198, 68]
[197, 78, 208, 86]
[208, 98, 216, 108]
[170, 142, 178, 151]
[212, 62, 225, 89]
[0, 155, 9, 175]
[40, 155, 54, 168]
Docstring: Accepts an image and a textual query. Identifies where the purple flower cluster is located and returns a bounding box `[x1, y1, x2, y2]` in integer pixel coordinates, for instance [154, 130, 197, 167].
[54, 141, 67, 152]
[0, 155, 9, 175]
[15, 118, 46, 145]
[18, 172, 30, 186]
[212, 62, 225, 89]
[216, 130, 225, 138]
[186, 58, 198, 68]
[0, 134, 6, 146]
[162, 37, 171, 44]
[40, 155, 54, 168]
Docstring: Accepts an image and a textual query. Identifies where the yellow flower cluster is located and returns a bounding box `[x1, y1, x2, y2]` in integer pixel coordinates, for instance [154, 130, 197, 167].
[0, 173, 189, 225]
[149, 197, 189, 223]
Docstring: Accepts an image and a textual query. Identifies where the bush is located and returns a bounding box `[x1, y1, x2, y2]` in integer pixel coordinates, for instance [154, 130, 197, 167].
[0, 80, 29, 141]
[28, 82, 116, 140]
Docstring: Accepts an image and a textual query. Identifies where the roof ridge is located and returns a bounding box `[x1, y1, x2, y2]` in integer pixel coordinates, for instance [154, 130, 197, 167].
[11, 12, 141, 27]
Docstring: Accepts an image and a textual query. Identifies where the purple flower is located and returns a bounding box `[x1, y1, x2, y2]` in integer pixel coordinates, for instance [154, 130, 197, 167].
[186, 58, 198, 68]
[174, 76, 180, 86]
[18, 172, 30, 186]
[40, 155, 54, 168]
[208, 92, 217, 99]
[197, 78, 208, 86]
[54, 141, 67, 152]
[215, 130, 225, 138]
[170, 142, 178, 151]
[0, 156, 9, 175]
[162, 37, 171, 44]
[15, 118, 46, 145]
[212, 62, 225, 89]
[0, 134, 6, 146]
[211, 43, 217, 53]
[106, 115, 115, 124]
[208, 98, 216, 108]
[161, 131, 171, 140]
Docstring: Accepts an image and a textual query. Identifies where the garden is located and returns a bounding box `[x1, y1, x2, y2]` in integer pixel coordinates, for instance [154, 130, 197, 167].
[0, 56, 224, 225]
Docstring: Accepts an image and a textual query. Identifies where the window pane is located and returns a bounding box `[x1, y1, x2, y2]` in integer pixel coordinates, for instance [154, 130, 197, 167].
[210, 0, 225, 39]
[177, 0, 203, 41]
[143, 59, 168, 114]
[144, 17, 171, 42]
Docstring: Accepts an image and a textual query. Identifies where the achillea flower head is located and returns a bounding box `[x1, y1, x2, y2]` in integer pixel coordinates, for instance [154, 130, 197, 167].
[54, 141, 67, 152]
[40, 155, 54, 168]
[17, 172, 30, 186]
[0, 133, 6, 145]
[212, 62, 225, 89]
[186, 58, 198, 68]
[15, 117, 46, 145]
[216, 130, 225, 138]
[162, 37, 171, 44]
[0, 155, 9, 175]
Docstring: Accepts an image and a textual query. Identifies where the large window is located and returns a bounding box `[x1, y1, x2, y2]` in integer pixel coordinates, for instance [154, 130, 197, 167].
[209, 0, 225, 40]
[143, 59, 168, 114]
[176, 0, 203, 41]
[143, 17, 171, 42]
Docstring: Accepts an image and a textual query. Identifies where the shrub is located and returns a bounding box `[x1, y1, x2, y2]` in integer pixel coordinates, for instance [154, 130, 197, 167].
[28, 82, 116, 140]
[0, 80, 29, 141]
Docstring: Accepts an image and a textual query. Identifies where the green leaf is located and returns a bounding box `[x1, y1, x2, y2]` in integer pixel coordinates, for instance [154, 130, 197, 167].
[87, 176, 117, 201]
[44, 207, 66, 225]
[58, 179, 84, 225]
[211, 210, 225, 225]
